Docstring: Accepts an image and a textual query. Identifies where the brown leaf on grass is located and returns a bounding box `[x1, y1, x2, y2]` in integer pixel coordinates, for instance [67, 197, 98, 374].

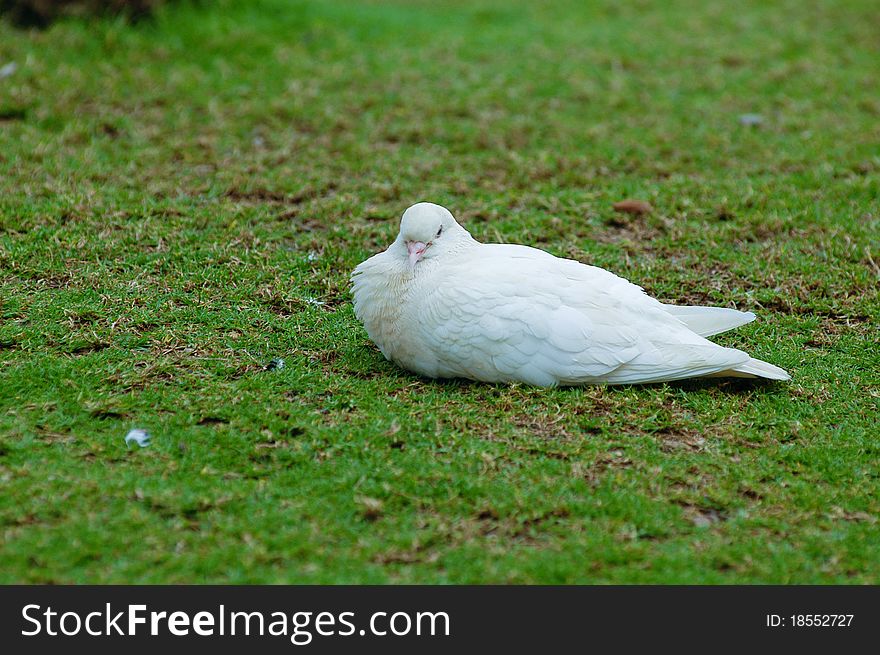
[681, 504, 725, 527]
[356, 496, 384, 521]
[828, 507, 877, 524]
[612, 199, 653, 215]
[197, 416, 229, 426]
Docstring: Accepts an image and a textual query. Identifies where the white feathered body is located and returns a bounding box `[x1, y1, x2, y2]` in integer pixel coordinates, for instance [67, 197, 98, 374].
[352, 207, 789, 386]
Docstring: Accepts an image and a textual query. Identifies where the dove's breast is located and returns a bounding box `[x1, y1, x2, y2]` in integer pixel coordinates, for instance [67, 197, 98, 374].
[351, 251, 442, 376]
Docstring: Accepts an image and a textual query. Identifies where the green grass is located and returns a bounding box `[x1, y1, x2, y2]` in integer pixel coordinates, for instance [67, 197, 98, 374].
[1, 0, 878, 583]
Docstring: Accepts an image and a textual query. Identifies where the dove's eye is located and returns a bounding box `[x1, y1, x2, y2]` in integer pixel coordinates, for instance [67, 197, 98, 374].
[436, 225, 443, 238]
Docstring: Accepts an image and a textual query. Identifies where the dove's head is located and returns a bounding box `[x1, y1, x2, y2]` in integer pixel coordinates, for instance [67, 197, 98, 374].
[396, 202, 466, 268]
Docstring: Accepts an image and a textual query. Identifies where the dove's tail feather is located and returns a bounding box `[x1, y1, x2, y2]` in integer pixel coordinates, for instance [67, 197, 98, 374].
[708, 358, 791, 381]
[663, 305, 756, 337]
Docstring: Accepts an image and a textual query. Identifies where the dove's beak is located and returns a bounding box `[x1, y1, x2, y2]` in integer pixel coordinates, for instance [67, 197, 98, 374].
[406, 241, 427, 268]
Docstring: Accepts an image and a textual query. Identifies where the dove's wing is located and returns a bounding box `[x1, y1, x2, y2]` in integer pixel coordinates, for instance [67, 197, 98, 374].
[416, 244, 750, 385]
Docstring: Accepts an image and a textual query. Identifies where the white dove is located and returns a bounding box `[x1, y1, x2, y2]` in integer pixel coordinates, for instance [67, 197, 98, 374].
[351, 202, 790, 386]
